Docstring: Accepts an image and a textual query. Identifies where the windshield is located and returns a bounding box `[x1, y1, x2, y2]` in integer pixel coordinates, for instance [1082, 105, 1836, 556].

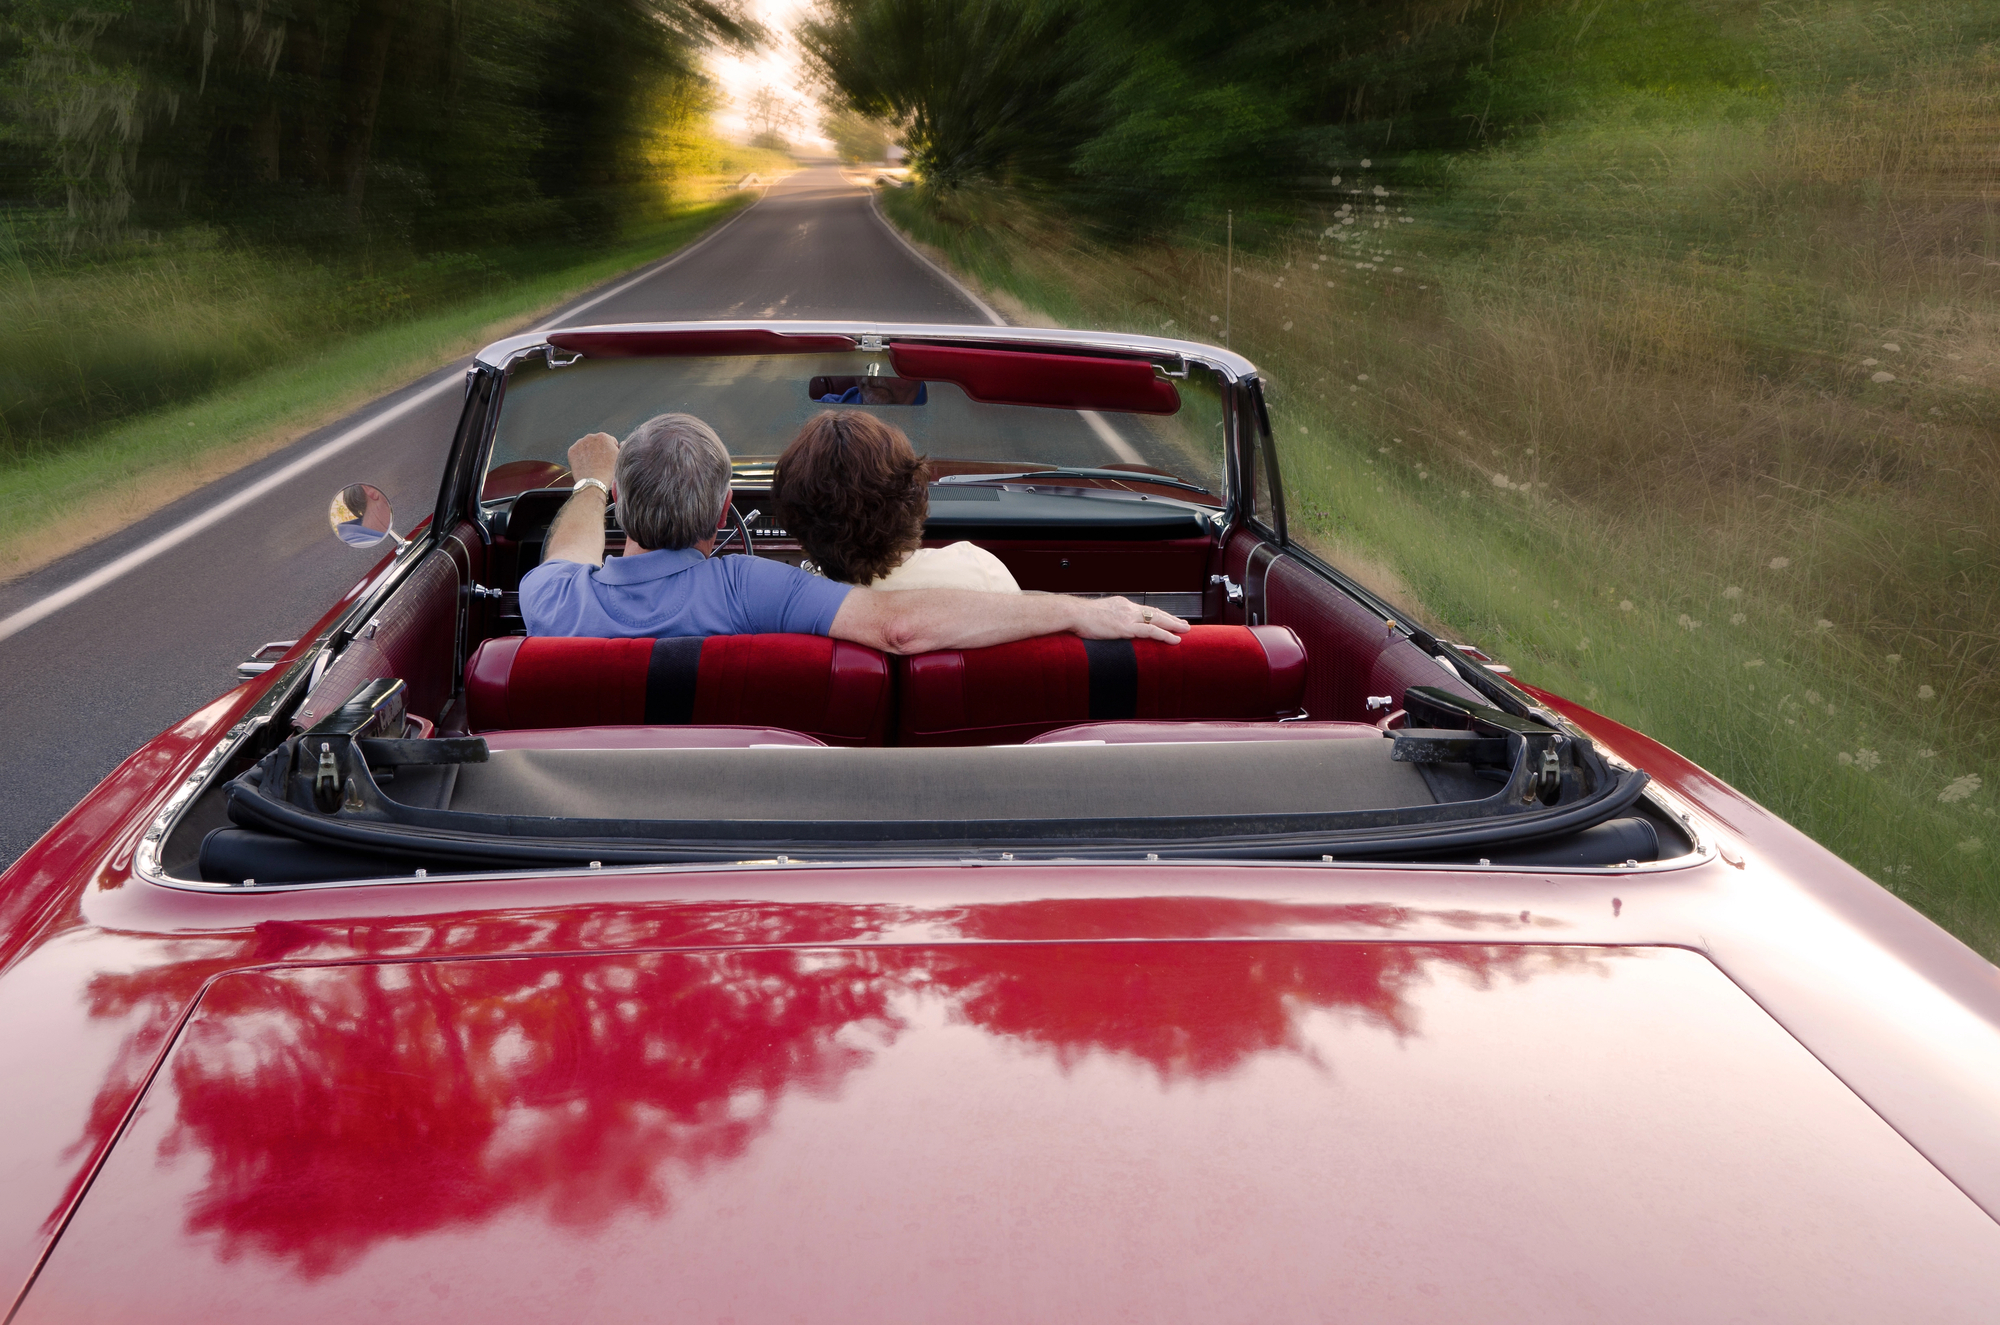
[487, 350, 1228, 501]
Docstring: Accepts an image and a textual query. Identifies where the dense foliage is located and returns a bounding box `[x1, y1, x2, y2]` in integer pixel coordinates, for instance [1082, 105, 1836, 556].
[804, 0, 1772, 223]
[0, 0, 753, 248]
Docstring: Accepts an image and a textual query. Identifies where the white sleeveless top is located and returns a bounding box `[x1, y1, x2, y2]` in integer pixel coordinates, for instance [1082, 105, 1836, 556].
[867, 542, 1020, 593]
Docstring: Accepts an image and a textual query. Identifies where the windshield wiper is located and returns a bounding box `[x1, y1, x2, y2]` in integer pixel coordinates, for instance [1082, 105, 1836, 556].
[935, 467, 1212, 497]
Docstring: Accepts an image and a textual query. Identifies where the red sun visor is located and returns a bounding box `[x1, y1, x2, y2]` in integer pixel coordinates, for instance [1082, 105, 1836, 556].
[889, 344, 1181, 415]
[546, 329, 860, 358]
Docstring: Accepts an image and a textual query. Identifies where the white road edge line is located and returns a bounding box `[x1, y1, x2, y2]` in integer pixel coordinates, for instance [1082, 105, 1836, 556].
[0, 192, 770, 645]
[1078, 410, 1147, 464]
[865, 189, 1149, 468]
[866, 190, 1007, 328]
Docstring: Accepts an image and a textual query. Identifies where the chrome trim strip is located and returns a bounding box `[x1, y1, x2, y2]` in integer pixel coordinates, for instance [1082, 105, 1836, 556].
[475, 320, 1261, 384]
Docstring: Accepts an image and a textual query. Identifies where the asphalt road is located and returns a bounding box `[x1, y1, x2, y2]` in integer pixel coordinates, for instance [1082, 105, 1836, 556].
[0, 166, 1022, 866]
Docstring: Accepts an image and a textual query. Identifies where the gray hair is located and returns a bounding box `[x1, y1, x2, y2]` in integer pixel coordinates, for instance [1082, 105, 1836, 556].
[615, 413, 731, 550]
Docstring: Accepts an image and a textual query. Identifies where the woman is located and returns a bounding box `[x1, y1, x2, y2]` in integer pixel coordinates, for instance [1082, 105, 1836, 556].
[773, 411, 1019, 592]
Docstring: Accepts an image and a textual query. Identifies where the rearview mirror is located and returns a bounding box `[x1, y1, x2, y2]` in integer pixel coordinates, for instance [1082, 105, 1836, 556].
[329, 483, 398, 550]
[808, 374, 927, 405]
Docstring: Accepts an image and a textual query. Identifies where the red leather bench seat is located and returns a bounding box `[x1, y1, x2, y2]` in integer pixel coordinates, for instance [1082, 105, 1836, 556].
[466, 635, 892, 747]
[898, 624, 1307, 747]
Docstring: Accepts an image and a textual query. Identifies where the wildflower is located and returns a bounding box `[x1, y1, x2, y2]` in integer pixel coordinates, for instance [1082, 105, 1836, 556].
[1392, 266, 1404, 273]
[1816, 619, 1833, 630]
[1838, 752, 1854, 766]
[1730, 613, 1746, 625]
[1918, 685, 1935, 700]
[1871, 371, 1895, 383]
[1379, 447, 1390, 454]
[1282, 321, 1294, 331]
[1722, 586, 1742, 599]
[1299, 426, 1309, 435]
[1882, 343, 1900, 352]
[1886, 654, 1901, 663]
[1372, 185, 1387, 197]
[1677, 614, 1702, 630]
[1492, 473, 1511, 487]
[1959, 837, 1984, 854]
[1743, 658, 1764, 668]
[1769, 557, 1790, 570]
[1418, 469, 1429, 479]
[1862, 358, 1879, 367]
[1578, 637, 1590, 650]
[1804, 690, 1821, 704]
[1619, 600, 1634, 612]
[1361, 158, 1372, 167]
[1854, 749, 1882, 772]
[1940, 774, 1982, 804]
[1330, 175, 1341, 185]
[1210, 314, 1220, 322]
[1826, 704, 1837, 716]
[1918, 748, 1936, 759]
[1356, 374, 1368, 382]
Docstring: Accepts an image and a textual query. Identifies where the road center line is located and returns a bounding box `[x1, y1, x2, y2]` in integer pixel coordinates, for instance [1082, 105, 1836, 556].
[0, 193, 769, 645]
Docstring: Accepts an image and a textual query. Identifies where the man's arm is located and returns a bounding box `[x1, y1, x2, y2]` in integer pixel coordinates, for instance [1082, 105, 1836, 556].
[829, 586, 1189, 655]
[542, 431, 620, 567]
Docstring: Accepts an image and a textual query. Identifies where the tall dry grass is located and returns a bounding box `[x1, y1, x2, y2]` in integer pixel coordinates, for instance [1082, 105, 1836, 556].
[882, 34, 2000, 954]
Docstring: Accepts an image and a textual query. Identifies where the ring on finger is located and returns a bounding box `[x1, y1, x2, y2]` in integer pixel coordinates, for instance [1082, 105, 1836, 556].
[1141, 608, 1154, 623]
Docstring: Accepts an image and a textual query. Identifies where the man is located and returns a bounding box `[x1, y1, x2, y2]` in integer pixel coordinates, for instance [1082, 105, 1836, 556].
[520, 413, 1189, 654]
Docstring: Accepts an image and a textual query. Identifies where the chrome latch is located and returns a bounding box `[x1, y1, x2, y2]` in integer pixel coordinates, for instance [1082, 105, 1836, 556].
[1365, 695, 1394, 712]
[541, 346, 582, 370]
[467, 584, 504, 601]
[313, 742, 340, 811]
[1210, 574, 1244, 605]
[235, 640, 296, 681]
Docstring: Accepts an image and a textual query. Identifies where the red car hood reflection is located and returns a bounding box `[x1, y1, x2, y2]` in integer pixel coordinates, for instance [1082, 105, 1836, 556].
[22, 941, 2000, 1322]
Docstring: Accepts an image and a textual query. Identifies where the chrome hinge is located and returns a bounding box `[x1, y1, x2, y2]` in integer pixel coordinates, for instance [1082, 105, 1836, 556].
[234, 639, 297, 681]
[858, 333, 889, 351]
[466, 584, 504, 601]
[1365, 695, 1394, 712]
[1210, 574, 1244, 605]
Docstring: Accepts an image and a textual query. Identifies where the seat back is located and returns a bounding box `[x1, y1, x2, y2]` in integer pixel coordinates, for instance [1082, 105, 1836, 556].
[897, 624, 1307, 747]
[466, 634, 893, 746]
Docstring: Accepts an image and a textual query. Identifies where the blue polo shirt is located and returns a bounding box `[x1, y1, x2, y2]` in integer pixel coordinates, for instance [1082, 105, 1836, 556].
[520, 548, 852, 638]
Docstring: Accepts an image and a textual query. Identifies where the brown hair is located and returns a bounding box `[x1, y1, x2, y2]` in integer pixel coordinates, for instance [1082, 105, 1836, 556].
[773, 411, 930, 585]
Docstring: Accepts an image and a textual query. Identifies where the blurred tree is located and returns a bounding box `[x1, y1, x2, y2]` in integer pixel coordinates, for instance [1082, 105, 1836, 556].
[823, 106, 893, 162]
[745, 86, 799, 150]
[803, 0, 1764, 226]
[0, 0, 755, 249]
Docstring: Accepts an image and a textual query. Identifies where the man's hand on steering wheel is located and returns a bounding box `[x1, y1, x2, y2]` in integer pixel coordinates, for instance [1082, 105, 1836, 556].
[568, 432, 620, 489]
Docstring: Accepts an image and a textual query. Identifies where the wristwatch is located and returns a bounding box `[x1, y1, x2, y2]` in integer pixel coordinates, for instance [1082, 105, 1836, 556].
[572, 478, 611, 501]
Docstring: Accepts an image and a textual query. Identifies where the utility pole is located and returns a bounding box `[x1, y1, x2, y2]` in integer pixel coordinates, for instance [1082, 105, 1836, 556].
[1225, 210, 1233, 347]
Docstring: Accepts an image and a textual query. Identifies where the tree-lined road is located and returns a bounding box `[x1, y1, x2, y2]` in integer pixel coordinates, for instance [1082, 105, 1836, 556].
[0, 166, 997, 865]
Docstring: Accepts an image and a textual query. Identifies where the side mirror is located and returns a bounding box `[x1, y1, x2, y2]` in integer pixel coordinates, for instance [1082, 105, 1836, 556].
[329, 483, 400, 550]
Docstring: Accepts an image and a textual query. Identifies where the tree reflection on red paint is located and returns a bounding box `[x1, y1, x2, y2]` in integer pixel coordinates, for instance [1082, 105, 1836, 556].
[163, 950, 905, 1277]
[72, 914, 1587, 1280]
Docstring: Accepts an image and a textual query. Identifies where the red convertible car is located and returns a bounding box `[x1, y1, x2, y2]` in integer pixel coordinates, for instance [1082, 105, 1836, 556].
[4, 323, 1999, 1321]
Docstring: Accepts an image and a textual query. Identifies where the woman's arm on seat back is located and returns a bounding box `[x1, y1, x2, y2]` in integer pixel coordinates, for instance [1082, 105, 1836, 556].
[830, 587, 1187, 655]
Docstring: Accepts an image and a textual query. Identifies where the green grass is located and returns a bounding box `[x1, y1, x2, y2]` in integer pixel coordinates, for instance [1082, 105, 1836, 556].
[883, 165, 2000, 961]
[0, 195, 754, 567]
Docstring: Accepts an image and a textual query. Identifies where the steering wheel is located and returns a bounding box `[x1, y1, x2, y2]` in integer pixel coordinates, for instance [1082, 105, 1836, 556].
[709, 501, 756, 559]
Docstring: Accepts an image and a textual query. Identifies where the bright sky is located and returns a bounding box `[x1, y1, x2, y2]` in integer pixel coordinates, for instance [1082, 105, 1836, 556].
[706, 0, 831, 150]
